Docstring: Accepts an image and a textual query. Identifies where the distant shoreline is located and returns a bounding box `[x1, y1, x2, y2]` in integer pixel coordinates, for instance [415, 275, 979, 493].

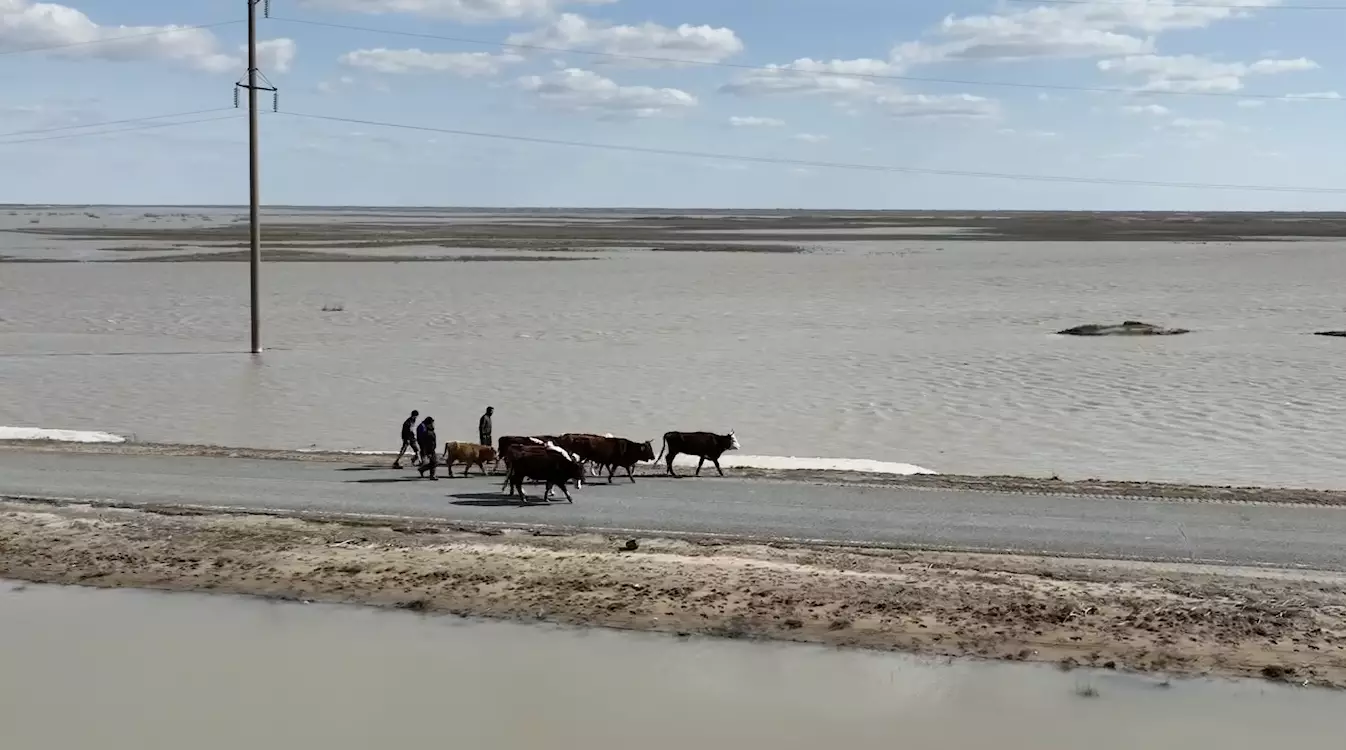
[4, 439, 1345, 506]
[7, 206, 1346, 245]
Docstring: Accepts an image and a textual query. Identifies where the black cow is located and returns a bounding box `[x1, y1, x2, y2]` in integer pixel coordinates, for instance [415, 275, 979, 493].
[655, 431, 741, 477]
[502, 443, 585, 503]
[497, 435, 560, 470]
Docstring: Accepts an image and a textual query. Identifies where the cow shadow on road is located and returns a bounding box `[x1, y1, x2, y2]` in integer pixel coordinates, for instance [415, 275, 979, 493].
[449, 492, 562, 507]
[347, 477, 426, 484]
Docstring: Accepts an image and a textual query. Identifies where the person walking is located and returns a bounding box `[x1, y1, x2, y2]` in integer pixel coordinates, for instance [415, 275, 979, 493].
[393, 410, 419, 469]
[478, 406, 494, 448]
[416, 416, 439, 480]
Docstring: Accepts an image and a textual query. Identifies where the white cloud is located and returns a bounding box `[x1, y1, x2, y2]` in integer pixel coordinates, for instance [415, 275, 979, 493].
[1283, 91, 1342, 101]
[1237, 99, 1266, 108]
[299, 0, 615, 23]
[0, 0, 247, 72]
[999, 128, 1057, 138]
[728, 116, 784, 128]
[255, 38, 297, 74]
[720, 57, 892, 98]
[891, 0, 1282, 66]
[1098, 54, 1316, 93]
[1170, 116, 1224, 130]
[875, 92, 998, 119]
[506, 13, 742, 67]
[517, 67, 697, 118]
[1165, 116, 1232, 140]
[720, 58, 996, 120]
[340, 47, 522, 76]
[317, 75, 358, 94]
[791, 133, 828, 143]
[1121, 103, 1170, 115]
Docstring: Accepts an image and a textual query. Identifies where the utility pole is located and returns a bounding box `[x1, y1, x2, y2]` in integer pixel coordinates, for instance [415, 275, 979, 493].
[235, 0, 276, 354]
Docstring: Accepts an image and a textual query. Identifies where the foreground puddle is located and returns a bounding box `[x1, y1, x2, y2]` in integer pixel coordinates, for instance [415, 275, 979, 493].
[0, 581, 1339, 748]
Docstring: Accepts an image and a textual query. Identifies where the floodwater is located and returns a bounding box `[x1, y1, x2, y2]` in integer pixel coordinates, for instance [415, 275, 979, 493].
[0, 582, 1338, 749]
[4, 208, 1346, 486]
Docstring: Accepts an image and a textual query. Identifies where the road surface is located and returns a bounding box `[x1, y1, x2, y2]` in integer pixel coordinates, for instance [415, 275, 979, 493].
[2, 451, 1345, 570]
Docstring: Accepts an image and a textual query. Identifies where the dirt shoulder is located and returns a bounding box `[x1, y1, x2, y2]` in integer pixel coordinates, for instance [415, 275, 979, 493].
[2, 498, 1343, 688]
[5, 440, 1346, 507]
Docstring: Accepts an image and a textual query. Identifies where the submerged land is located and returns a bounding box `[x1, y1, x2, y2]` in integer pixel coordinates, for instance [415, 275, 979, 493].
[4, 207, 1346, 263]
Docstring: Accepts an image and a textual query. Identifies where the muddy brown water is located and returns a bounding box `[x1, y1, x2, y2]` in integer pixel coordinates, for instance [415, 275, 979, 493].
[0, 581, 1339, 749]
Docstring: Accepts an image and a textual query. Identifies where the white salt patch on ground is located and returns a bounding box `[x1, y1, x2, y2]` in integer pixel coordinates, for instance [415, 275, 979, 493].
[0, 426, 126, 443]
[677, 454, 937, 476]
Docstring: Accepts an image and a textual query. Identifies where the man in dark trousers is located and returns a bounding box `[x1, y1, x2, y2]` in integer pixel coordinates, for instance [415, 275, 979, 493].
[479, 406, 494, 448]
[393, 409, 419, 469]
[416, 416, 438, 480]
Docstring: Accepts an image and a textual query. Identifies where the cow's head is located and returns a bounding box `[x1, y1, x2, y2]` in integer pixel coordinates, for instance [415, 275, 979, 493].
[565, 456, 586, 487]
[639, 440, 655, 462]
[727, 430, 741, 451]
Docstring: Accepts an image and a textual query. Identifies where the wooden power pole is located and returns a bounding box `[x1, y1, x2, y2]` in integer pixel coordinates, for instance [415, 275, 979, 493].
[236, 0, 276, 354]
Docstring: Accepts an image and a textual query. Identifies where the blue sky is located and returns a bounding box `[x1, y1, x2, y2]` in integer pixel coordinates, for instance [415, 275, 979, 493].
[1, 0, 1344, 209]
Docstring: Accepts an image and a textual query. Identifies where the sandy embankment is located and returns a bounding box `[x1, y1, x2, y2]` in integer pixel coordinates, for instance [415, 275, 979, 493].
[2, 498, 1344, 688]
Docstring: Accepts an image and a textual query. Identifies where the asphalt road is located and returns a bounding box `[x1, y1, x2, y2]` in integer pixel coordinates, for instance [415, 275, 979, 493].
[3, 451, 1346, 570]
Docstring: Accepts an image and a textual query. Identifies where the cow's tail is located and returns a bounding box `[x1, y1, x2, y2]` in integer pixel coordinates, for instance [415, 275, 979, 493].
[654, 434, 668, 465]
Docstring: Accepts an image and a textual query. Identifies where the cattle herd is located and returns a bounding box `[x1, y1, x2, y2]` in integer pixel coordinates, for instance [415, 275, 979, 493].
[438, 430, 742, 504]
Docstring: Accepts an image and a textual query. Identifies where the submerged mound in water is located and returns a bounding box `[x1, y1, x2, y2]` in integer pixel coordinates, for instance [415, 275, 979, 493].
[1056, 320, 1190, 337]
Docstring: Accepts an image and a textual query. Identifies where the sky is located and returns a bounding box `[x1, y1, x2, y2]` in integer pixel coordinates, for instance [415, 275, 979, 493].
[1, 0, 1344, 209]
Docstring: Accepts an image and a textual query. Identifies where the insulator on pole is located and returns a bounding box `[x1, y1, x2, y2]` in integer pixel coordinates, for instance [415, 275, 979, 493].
[234, 86, 240, 108]
[273, 91, 279, 112]
[264, 0, 271, 18]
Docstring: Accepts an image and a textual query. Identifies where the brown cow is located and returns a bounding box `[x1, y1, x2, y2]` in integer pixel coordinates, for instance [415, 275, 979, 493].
[654, 430, 741, 477]
[441, 441, 497, 477]
[504, 443, 585, 503]
[556, 433, 654, 484]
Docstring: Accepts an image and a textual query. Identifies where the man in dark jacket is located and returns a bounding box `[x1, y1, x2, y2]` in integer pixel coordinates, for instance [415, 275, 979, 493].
[393, 410, 419, 469]
[479, 406, 494, 448]
[416, 417, 438, 479]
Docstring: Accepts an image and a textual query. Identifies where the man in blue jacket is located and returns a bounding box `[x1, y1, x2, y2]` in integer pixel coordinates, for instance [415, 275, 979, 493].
[416, 416, 438, 480]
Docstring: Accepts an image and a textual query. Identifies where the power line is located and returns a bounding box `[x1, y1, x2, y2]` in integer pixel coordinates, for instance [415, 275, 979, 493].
[0, 108, 239, 139]
[280, 111, 1346, 194]
[267, 16, 1340, 103]
[0, 113, 243, 145]
[0, 20, 243, 57]
[1003, 0, 1346, 10]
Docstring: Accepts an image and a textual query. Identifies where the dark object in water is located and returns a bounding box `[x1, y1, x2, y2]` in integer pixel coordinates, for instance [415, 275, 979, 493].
[1056, 320, 1190, 337]
[1313, 331, 1346, 338]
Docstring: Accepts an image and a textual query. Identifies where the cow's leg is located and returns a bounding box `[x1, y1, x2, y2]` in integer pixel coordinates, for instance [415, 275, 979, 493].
[444, 461, 454, 478]
[695, 457, 705, 476]
[561, 483, 574, 503]
[713, 458, 724, 477]
[543, 480, 554, 502]
[665, 450, 679, 477]
[607, 463, 616, 485]
[626, 464, 636, 483]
